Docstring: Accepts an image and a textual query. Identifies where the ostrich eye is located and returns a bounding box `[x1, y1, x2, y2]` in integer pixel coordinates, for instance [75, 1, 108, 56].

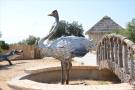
[52, 10, 57, 15]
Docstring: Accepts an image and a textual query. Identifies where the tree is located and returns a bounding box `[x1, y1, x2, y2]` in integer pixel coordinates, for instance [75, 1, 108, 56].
[0, 32, 9, 53]
[127, 18, 135, 43]
[113, 29, 128, 37]
[68, 21, 84, 37]
[18, 35, 40, 45]
[0, 41, 9, 50]
[48, 20, 84, 40]
[113, 18, 135, 43]
[0, 41, 9, 53]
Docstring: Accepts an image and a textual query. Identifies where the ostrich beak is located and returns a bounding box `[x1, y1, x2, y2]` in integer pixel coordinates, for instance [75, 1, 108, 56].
[48, 13, 53, 16]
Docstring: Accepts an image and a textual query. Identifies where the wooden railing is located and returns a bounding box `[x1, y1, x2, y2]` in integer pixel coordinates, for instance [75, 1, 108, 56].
[97, 34, 135, 82]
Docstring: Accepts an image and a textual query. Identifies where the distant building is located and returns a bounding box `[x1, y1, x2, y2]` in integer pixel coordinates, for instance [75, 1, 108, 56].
[85, 16, 123, 43]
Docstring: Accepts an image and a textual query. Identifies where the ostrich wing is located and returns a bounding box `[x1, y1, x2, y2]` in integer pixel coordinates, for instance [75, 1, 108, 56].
[48, 36, 94, 57]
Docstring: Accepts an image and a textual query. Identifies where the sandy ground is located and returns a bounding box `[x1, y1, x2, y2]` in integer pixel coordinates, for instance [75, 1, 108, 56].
[74, 52, 96, 65]
[0, 57, 81, 90]
[0, 53, 134, 90]
[0, 52, 97, 90]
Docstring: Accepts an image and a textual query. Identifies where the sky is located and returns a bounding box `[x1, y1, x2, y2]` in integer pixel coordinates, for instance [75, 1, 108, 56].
[0, 0, 135, 44]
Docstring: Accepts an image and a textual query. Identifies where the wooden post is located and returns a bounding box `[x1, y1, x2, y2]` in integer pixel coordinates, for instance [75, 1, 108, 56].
[107, 39, 110, 60]
[101, 42, 105, 68]
[114, 42, 118, 64]
[118, 41, 123, 67]
[99, 44, 102, 68]
[102, 42, 105, 61]
[100, 44, 102, 61]
[107, 38, 109, 60]
[104, 39, 107, 60]
[101, 43, 104, 61]
[97, 46, 100, 64]
[130, 49, 134, 80]
[110, 40, 114, 62]
[123, 44, 129, 74]
[99, 43, 103, 69]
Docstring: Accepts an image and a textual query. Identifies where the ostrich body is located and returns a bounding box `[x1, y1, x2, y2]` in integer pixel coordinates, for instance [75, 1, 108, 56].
[38, 10, 94, 84]
[0, 49, 23, 65]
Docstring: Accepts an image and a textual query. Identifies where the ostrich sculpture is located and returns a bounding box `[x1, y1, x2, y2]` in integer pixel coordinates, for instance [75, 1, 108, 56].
[38, 10, 94, 84]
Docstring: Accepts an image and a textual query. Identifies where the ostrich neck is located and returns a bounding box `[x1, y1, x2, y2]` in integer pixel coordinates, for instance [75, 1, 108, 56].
[55, 16, 59, 23]
[38, 16, 59, 48]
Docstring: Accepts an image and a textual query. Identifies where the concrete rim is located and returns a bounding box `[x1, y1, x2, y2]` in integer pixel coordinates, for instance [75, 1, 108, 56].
[7, 65, 122, 90]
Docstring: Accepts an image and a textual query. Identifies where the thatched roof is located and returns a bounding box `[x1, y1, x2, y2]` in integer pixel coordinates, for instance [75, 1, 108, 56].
[86, 16, 123, 34]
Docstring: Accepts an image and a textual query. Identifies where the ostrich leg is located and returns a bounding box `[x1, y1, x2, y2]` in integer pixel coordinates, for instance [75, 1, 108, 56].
[7, 59, 13, 65]
[60, 59, 72, 84]
[61, 61, 65, 84]
[65, 60, 72, 84]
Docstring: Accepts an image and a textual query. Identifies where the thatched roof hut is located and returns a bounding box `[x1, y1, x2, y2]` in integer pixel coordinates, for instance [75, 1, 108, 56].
[86, 16, 123, 43]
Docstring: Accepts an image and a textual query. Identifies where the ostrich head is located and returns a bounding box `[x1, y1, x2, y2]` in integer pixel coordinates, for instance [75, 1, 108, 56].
[48, 10, 59, 18]
[48, 10, 59, 22]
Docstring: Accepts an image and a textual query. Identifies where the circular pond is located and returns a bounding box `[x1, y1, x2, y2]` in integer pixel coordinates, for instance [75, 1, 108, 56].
[8, 66, 120, 90]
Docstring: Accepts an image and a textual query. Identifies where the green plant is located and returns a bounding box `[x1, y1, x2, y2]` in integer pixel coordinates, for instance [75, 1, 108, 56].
[112, 18, 135, 43]
[0, 41, 9, 50]
[18, 35, 40, 45]
[48, 20, 84, 40]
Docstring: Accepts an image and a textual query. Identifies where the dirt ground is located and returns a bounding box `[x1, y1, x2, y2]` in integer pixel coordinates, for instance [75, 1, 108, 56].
[0, 57, 81, 90]
[0, 58, 134, 90]
[0, 58, 58, 90]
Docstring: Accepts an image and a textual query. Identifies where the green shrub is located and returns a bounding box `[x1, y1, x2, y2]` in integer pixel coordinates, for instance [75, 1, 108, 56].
[0, 41, 9, 50]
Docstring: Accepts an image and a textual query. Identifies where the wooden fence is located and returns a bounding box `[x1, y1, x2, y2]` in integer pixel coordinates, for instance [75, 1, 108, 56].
[9, 44, 41, 60]
[97, 34, 135, 82]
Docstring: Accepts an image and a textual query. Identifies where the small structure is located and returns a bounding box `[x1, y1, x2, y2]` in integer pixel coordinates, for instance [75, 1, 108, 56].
[85, 16, 123, 43]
